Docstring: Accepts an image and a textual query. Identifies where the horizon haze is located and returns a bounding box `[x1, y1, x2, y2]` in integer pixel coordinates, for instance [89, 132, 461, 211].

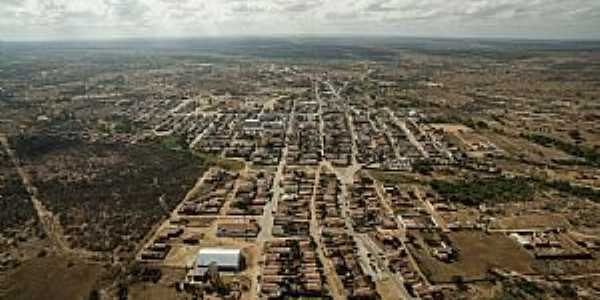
[0, 0, 599, 41]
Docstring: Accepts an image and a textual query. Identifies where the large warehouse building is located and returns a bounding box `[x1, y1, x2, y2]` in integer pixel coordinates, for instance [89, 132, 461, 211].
[185, 248, 243, 285]
[196, 248, 242, 273]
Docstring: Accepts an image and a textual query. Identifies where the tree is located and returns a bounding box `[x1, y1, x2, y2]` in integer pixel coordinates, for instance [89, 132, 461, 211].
[87, 289, 100, 300]
[452, 275, 467, 291]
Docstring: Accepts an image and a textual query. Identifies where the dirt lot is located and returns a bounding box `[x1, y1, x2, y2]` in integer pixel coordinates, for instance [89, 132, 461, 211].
[0, 254, 102, 300]
[489, 213, 571, 230]
[128, 268, 187, 300]
[411, 231, 536, 283]
[129, 284, 186, 300]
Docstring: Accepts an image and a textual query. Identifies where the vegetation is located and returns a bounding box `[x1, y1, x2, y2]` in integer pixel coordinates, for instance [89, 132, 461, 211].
[112, 119, 139, 134]
[431, 177, 535, 206]
[159, 134, 188, 151]
[13, 135, 207, 252]
[540, 180, 600, 203]
[193, 152, 246, 172]
[0, 152, 42, 239]
[423, 115, 489, 129]
[524, 133, 600, 167]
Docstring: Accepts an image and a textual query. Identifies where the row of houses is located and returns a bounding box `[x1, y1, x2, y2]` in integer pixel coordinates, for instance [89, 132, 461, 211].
[369, 233, 435, 298]
[194, 113, 240, 154]
[273, 168, 315, 237]
[140, 226, 184, 260]
[178, 169, 237, 216]
[352, 109, 397, 168]
[349, 174, 396, 233]
[321, 95, 353, 166]
[321, 231, 381, 299]
[286, 113, 322, 166]
[217, 220, 261, 239]
[383, 185, 438, 230]
[314, 170, 381, 299]
[228, 111, 288, 165]
[228, 171, 273, 216]
[260, 238, 330, 299]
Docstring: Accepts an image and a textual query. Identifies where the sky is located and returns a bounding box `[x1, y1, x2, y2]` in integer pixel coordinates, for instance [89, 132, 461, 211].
[0, 0, 599, 41]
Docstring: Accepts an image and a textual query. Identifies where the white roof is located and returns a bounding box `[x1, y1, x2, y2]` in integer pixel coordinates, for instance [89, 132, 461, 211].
[196, 248, 241, 268]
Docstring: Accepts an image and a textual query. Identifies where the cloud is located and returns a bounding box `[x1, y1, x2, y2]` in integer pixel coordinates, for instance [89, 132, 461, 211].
[0, 0, 598, 40]
[0, 0, 22, 6]
[279, 0, 323, 12]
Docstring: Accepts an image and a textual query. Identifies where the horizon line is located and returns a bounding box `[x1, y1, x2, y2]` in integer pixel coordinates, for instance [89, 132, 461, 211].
[2, 33, 600, 43]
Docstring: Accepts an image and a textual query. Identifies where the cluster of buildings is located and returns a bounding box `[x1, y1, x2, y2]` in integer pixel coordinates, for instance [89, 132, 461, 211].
[140, 226, 183, 260]
[351, 109, 399, 169]
[369, 233, 431, 298]
[314, 171, 345, 231]
[260, 238, 330, 299]
[228, 171, 273, 216]
[383, 185, 438, 230]
[314, 170, 381, 299]
[273, 168, 315, 237]
[286, 112, 322, 165]
[244, 113, 287, 166]
[193, 114, 239, 154]
[510, 231, 592, 260]
[321, 93, 353, 166]
[217, 220, 261, 239]
[320, 231, 380, 299]
[179, 169, 237, 216]
[349, 174, 396, 232]
[130, 98, 180, 128]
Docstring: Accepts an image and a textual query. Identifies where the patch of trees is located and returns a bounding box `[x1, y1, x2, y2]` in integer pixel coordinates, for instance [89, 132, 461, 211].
[493, 278, 576, 300]
[523, 133, 600, 167]
[540, 180, 600, 203]
[0, 177, 40, 238]
[0, 153, 41, 239]
[29, 142, 206, 253]
[10, 134, 82, 161]
[431, 177, 535, 206]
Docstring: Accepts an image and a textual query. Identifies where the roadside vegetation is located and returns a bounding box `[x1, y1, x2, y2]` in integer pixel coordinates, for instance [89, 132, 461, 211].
[431, 177, 536, 206]
[539, 180, 600, 203]
[523, 133, 600, 167]
[431, 174, 600, 206]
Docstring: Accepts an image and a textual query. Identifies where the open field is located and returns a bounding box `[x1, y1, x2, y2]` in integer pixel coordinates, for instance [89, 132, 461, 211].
[0, 254, 102, 300]
[412, 231, 536, 283]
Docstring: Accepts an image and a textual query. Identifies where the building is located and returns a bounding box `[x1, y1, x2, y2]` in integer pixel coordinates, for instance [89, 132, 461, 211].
[196, 248, 242, 272]
[186, 248, 243, 284]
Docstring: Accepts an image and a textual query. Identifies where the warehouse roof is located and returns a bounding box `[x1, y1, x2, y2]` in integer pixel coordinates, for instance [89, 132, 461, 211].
[195, 248, 241, 270]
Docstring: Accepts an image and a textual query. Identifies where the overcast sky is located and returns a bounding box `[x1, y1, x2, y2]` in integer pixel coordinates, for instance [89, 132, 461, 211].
[1, 0, 599, 41]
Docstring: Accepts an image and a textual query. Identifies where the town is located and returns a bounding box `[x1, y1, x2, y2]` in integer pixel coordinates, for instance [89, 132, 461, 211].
[1, 38, 600, 300]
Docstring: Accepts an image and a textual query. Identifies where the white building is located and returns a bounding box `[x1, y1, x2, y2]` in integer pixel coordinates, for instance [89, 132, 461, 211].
[186, 248, 243, 284]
